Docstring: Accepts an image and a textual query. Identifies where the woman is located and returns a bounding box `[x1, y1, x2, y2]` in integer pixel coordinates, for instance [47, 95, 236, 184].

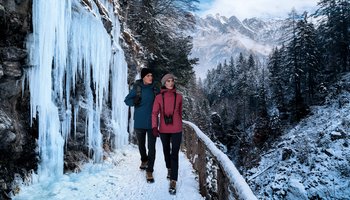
[152, 73, 183, 195]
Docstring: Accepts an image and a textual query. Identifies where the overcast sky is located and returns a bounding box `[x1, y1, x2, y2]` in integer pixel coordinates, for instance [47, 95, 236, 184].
[198, 0, 319, 20]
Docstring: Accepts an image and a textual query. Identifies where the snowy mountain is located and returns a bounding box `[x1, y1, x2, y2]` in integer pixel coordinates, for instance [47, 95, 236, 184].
[245, 73, 350, 199]
[190, 14, 287, 79]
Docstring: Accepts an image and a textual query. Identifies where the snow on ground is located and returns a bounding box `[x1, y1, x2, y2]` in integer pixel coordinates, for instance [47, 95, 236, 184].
[245, 73, 350, 199]
[13, 142, 204, 200]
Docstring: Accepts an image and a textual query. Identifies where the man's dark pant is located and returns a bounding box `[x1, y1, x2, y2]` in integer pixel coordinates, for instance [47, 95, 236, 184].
[160, 132, 182, 181]
[135, 128, 157, 172]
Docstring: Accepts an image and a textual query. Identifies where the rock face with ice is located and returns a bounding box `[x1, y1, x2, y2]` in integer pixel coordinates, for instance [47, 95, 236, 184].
[0, 0, 131, 196]
[0, 0, 38, 196]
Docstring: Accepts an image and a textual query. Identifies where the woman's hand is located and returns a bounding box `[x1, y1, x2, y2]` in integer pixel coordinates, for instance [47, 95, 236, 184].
[152, 127, 159, 137]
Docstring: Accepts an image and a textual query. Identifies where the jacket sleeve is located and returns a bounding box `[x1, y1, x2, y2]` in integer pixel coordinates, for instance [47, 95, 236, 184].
[152, 95, 161, 128]
[124, 87, 137, 106]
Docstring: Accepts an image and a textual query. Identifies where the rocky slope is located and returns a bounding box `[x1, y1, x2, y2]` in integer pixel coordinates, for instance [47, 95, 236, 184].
[245, 73, 350, 199]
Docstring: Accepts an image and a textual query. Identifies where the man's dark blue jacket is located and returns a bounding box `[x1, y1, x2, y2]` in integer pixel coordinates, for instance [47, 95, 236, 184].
[124, 80, 159, 129]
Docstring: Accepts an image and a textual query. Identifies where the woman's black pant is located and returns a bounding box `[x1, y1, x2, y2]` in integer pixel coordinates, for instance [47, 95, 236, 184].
[160, 132, 182, 181]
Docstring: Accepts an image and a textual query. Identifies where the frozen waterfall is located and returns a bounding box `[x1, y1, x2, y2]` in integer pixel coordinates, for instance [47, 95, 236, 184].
[25, 0, 128, 183]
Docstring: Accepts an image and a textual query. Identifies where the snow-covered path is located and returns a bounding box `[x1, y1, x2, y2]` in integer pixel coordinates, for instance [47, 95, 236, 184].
[13, 142, 204, 200]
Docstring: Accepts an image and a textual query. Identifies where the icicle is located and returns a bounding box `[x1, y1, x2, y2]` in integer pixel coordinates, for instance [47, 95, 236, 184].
[26, 0, 129, 184]
[69, 0, 113, 162]
[26, 0, 70, 181]
[103, 0, 129, 149]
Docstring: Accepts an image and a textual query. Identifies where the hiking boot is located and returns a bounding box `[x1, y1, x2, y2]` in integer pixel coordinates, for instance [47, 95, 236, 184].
[139, 161, 148, 170]
[166, 168, 171, 179]
[169, 180, 176, 195]
[146, 172, 154, 183]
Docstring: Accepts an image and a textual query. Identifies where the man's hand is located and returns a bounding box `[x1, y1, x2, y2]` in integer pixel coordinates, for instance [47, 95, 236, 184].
[133, 96, 141, 107]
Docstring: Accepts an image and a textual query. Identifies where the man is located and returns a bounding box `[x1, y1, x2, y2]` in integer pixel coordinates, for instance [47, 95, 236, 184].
[124, 68, 159, 183]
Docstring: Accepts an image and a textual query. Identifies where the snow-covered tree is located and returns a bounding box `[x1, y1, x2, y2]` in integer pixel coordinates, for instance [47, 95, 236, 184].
[125, 0, 199, 83]
[315, 0, 350, 79]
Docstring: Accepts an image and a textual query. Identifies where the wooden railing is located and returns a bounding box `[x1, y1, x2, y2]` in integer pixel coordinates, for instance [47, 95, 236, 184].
[182, 121, 257, 200]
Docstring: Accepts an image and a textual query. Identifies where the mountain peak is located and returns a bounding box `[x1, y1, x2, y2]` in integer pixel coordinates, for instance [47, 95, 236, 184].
[191, 15, 287, 79]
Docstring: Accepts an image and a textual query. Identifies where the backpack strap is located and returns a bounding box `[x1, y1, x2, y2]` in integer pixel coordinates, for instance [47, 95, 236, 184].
[133, 79, 142, 98]
[136, 83, 142, 97]
[134, 79, 158, 98]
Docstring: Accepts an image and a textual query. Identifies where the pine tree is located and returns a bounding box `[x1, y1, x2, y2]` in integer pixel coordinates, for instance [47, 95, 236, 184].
[226, 56, 236, 97]
[246, 54, 259, 124]
[315, 0, 350, 80]
[268, 47, 283, 108]
[125, 0, 199, 84]
[235, 53, 249, 129]
[294, 14, 320, 105]
[253, 73, 271, 147]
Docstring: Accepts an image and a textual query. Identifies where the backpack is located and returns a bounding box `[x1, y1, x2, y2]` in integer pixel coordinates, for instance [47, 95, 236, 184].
[133, 79, 159, 106]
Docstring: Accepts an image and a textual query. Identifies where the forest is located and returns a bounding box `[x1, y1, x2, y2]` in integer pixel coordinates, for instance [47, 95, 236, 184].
[201, 1, 350, 169]
[123, 0, 350, 170]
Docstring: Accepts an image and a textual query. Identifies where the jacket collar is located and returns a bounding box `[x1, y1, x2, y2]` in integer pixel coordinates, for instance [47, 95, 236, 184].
[160, 88, 176, 94]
